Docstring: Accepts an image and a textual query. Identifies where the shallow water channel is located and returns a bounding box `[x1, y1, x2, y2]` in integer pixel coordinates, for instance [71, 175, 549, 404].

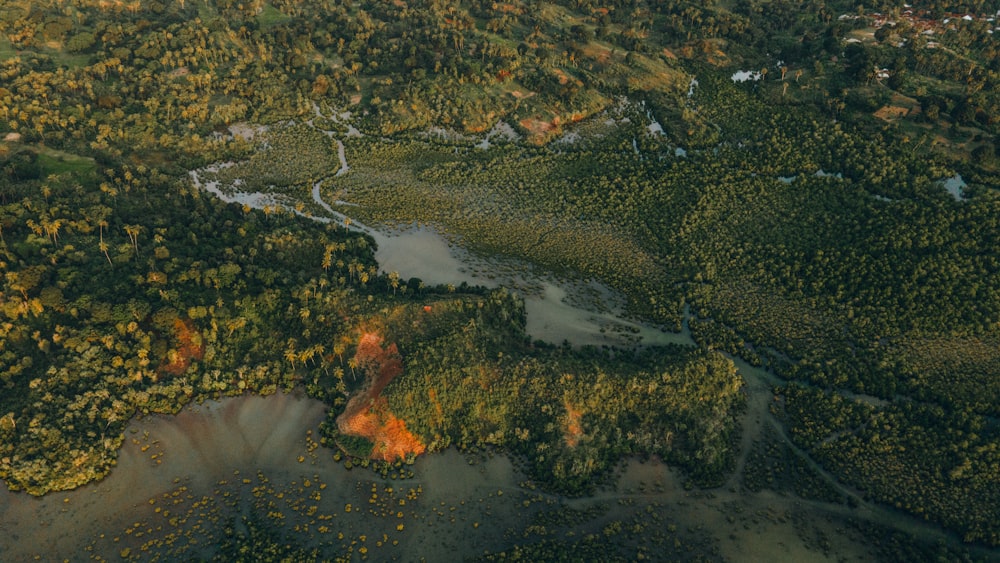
[192, 156, 684, 350]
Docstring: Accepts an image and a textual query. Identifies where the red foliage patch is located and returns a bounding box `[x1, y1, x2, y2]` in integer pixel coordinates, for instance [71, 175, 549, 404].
[160, 318, 204, 376]
[564, 399, 584, 448]
[338, 332, 426, 461]
[353, 332, 403, 396]
[341, 397, 426, 461]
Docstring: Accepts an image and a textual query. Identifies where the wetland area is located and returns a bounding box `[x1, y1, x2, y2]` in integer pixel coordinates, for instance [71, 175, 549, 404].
[4, 111, 998, 560]
[3, 1, 1000, 556]
[0, 189, 988, 561]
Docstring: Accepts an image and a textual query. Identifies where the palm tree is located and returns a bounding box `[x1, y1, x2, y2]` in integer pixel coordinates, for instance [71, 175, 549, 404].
[123, 224, 140, 254]
[388, 271, 400, 295]
[309, 344, 325, 366]
[99, 220, 112, 265]
[42, 219, 61, 243]
[322, 245, 333, 272]
[284, 340, 298, 368]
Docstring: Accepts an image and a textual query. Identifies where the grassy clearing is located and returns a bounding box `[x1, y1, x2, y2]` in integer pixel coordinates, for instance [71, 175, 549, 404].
[37, 44, 90, 69]
[256, 3, 291, 28]
[52, 52, 90, 69]
[0, 37, 16, 61]
[37, 149, 97, 178]
[196, 2, 216, 20]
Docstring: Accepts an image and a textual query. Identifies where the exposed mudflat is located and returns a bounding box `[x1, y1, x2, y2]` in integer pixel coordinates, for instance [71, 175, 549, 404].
[3, 390, 984, 561]
[0, 393, 537, 561]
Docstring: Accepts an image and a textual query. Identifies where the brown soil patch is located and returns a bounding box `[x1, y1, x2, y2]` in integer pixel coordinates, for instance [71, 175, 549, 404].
[628, 70, 681, 92]
[160, 318, 204, 376]
[519, 115, 561, 144]
[706, 52, 730, 66]
[563, 399, 583, 448]
[353, 332, 403, 394]
[874, 105, 910, 121]
[876, 93, 921, 121]
[337, 332, 426, 461]
[890, 92, 920, 107]
[580, 43, 613, 65]
[496, 3, 522, 14]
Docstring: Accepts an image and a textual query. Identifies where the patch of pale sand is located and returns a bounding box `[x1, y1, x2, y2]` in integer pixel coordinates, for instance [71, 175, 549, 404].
[227, 122, 267, 141]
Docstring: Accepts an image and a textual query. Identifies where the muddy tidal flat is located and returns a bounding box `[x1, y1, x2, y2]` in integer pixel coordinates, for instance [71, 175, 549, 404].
[1, 391, 912, 562]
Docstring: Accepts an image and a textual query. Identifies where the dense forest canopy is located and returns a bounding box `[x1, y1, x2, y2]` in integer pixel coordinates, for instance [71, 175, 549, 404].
[1, 0, 1000, 557]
